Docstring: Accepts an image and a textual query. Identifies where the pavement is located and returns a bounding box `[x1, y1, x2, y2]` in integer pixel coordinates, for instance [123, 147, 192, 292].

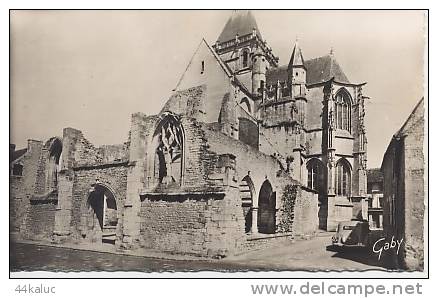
[10, 232, 389, 272]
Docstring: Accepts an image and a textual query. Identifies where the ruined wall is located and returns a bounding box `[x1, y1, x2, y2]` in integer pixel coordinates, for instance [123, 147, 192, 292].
[71, 166, 128, 243]
[24, 197, 57, 240]
[10, 140, 44, 237]
[139, 189, 245, 257]
[10, 176, 24, 234]
[55, 127, 129, 244]
[161, 85, 207, 119]
[292, 186, 319, 236]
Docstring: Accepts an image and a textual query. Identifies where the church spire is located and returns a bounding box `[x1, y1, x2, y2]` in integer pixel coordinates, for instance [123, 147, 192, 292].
[216, 10, 262, 44]
[288, 38, 305, 69]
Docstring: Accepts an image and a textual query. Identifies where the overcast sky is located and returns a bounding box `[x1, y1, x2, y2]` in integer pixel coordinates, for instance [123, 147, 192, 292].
[10, 10, 426, 168]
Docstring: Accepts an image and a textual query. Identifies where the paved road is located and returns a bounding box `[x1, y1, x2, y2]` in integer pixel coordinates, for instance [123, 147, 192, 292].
[10, 234, 389, 273]
[226, 233, 389, 271]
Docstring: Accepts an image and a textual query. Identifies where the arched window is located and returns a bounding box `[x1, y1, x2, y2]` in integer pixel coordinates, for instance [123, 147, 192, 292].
[46, 138, 62, 191]
[336, 159, 351, 196]
[335, 90, 352, 132]
[152, 114, 184, 186]
[307, 159, 324, 193]
[241, 49, 250, 68]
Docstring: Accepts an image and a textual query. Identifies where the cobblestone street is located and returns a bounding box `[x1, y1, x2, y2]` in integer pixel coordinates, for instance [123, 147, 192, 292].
[10, 234, 388, 273]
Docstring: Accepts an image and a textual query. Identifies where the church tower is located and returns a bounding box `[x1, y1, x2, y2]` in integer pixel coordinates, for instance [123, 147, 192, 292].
[213, 10, 278, 95]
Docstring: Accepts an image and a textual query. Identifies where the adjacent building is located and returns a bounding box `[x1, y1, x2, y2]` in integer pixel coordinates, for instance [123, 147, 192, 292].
[366, 168, 383, 229]
[381, 97, 425, 270]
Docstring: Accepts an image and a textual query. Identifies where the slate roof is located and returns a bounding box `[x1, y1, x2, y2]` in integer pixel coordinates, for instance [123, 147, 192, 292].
[367, 168, 383, 184]
[217, 10, 262, 43]
[288, 42, 305, 68]
[305, 55, 350, 85]
[10, 147, 27, 163]
[265, 54, 350, 86]
[266, 65, 288, 86]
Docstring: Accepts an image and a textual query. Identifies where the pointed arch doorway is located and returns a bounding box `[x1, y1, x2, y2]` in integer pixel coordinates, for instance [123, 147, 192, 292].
[85, 184, 118, 245]
[257, 180, 276, 234]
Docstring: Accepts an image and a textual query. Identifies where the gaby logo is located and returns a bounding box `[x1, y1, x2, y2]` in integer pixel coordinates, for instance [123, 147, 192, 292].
[372, 236, 403, 260]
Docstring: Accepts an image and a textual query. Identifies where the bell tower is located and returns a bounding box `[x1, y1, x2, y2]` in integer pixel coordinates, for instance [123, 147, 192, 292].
[213, 10, 279, 92]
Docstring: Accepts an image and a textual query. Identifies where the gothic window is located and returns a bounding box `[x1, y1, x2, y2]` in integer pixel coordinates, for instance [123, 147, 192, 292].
[153, 115, 184, 186]
[46, 138, 62, 191]
[335, 90, 352, 132]
[336, 159, 351, 196]
[307, 159, 324, 193]
[241, 49, 249, 68]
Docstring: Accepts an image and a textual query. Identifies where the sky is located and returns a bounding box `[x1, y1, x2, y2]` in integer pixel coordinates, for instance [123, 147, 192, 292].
[10, 10, 426, 168]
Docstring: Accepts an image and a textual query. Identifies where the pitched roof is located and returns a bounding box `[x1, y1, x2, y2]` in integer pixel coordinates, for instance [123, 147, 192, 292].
[266, 54, 350, 86]
[288, 41, 305, 68]
[367, 168, 383, 184]
[305, 55, 350, 85]
[395, 97, 424, 138]
[381, 97, 424, 170]
[217, 10, 262, 43]
[266, 65, 288, 86]
[11, 147, 27, 163]
[173, 38, 232, 91]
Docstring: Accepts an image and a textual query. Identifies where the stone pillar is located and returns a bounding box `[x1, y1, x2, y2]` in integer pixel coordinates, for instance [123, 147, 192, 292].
[52, 128, 81, 243]
[121, 113, 148, 250]
[53, 170, 73, 243]
[121, 161, 143, 249]
[251, 207, 258, 234]
[325, 82, 338, 232]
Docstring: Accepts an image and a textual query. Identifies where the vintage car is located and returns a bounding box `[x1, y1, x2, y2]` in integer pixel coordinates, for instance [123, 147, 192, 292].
[331, 220, 370, 248]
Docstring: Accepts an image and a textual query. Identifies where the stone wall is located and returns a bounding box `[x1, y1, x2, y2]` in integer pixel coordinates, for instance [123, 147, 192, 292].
[292, 186, 319, 236]
[381, 99, 424, 271]
[70, 166, 128, 243]
[139, 189, 245, 257]
[48, 127, 130, 244]
[24, 197, 57, 240]
[10, 140, 44, 237]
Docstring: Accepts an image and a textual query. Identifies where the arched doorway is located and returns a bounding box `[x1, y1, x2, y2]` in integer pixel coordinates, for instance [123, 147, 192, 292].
[240, 176, 255, 233]
[85, 184, 118, 244]
[257, 180, 276, 234]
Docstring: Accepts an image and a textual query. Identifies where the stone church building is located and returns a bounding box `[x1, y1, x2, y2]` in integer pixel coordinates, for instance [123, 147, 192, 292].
[10, 11, 368, 256]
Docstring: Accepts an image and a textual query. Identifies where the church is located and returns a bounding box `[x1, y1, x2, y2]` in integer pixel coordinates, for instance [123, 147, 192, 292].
[10, 10, 368, 257]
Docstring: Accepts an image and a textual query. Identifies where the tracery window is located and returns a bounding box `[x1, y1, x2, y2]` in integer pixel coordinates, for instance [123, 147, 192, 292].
[307, 159, 324, 193]
[336, 159, 351, 196]
[153, 115, 184, 186]
[335, 90, 352, 132]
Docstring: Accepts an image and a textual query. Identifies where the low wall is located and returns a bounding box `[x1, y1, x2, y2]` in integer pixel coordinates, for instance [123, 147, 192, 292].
[24, 198, 57, 240]
[293, 187, 319, 236]
[139, 189, 245, 257]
